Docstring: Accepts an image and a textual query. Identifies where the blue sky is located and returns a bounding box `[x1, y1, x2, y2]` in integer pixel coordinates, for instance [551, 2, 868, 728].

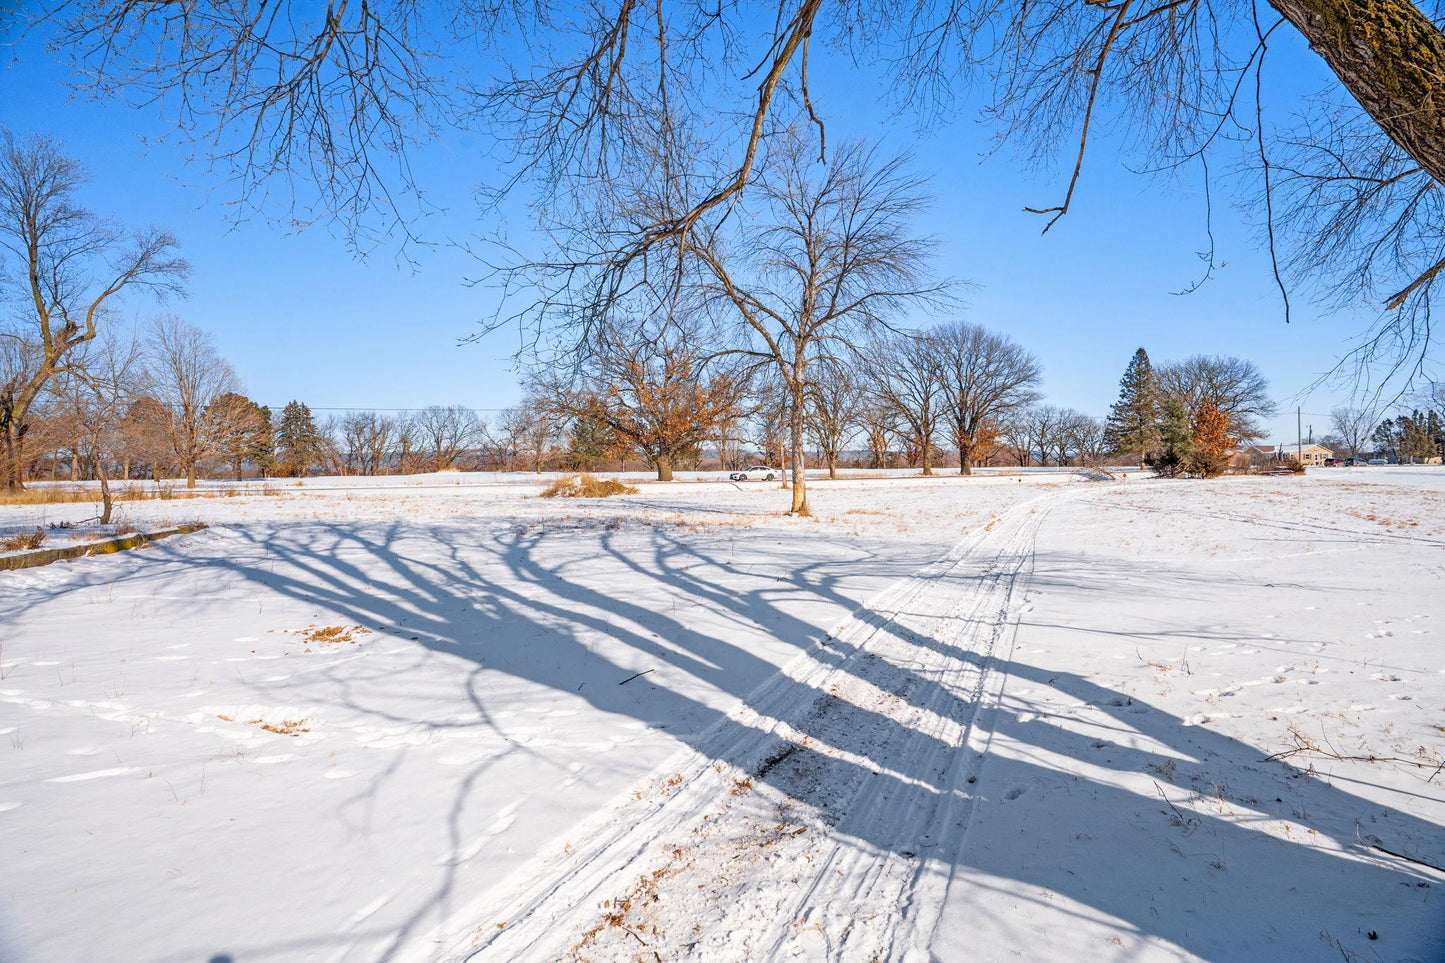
[1, 16, 1391, 445]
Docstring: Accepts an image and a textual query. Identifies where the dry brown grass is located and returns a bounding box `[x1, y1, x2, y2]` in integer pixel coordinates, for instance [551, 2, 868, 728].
[0, 483, 283, 505]
[1, 529, 45, 551]
[302, 624, 369, 645]
[217, 714, 311, 737]
[540, 474, 639, 499]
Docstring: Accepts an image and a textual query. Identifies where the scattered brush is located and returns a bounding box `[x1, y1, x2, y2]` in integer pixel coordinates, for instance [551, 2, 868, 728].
[1, 529, 46, 552]
[540, 474, 638, 499]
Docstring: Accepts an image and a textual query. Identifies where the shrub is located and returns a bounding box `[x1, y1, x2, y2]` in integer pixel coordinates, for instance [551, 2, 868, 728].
[540, 474, 639, 498]
[1, 529, 46, 552]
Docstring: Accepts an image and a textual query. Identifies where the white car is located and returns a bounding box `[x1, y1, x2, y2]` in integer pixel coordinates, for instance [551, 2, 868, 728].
[729, 466, 779, 482]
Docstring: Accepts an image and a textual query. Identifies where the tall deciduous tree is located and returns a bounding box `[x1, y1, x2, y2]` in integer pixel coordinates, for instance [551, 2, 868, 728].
[414, 405, 482, 471]
[1105, 349, 1162, 466]
[934, 321, 1042, 475]
[806, 362, 867, 480]
[147, 316, 241, 488]
[1157, 355, 1277, 442]
[0, 129, 187, 488]
[691, 137, 944, 514]
[868, 330, 946, 476]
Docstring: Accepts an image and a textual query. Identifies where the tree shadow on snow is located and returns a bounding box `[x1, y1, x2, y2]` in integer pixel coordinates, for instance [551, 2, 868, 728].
[107, 516, 1444, 961]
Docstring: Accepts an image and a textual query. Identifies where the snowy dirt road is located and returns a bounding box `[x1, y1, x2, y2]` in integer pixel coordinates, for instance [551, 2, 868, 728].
[442, 487, 1074, 963]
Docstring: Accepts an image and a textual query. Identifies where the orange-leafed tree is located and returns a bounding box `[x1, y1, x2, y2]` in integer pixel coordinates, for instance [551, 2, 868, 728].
[1189, 400, 1238, 478]
[537, 329, 748, 482]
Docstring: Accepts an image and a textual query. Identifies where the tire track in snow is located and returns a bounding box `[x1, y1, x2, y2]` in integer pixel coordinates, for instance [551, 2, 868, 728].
[424, 487, 1073, 963]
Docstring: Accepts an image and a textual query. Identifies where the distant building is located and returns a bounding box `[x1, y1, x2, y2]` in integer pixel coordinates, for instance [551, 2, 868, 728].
[1270, 443, 1333, 466]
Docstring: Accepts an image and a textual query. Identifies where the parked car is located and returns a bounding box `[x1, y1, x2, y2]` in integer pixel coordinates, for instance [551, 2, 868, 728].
[1324, 457, 1345, 467]
[1344, 457, 1366, 467]
[1367, 458, 1389, 466]
[729, 466, 779, 482]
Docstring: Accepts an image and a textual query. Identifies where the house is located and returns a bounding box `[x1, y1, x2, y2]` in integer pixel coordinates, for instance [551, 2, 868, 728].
[1269, 443, 1333, 466]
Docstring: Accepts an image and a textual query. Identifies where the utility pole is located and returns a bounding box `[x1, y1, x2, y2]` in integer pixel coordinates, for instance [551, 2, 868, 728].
[1297, 407, 1303, 465]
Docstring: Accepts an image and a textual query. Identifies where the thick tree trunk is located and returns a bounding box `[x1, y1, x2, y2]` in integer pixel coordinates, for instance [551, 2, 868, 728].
[1, 426, 24, 490]
[656, 454, 674, 481]
[186, 463, 197, 488]
[959, 438, 974, 476]
[233, 457, 243, 481]
[921, 436, 934, 476]
[827, 451, 837, 479]
[1271, 0, 1445, 187]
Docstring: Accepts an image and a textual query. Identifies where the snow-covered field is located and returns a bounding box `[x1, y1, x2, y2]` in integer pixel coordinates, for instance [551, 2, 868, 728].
[2, 468, 1441, 961]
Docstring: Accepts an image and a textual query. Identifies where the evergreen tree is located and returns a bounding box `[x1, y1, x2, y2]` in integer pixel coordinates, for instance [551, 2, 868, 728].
[274, 401, 325, 477]
[1104, 348, 1161, 465]
[1148, 397, 1193, 477]
[250, 405, 275, 477]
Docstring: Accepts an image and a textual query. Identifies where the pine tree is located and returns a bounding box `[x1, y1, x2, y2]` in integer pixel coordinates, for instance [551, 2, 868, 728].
[274, 401, 324, 477]
[1104, 348, 1161, 465]
[250, 405, 275, 477]
[1148, 397, 1193, 477]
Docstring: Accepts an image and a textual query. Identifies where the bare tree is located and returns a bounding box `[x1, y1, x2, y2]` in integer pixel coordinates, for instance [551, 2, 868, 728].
[147, 316, 241, 488]
[30, 0, 1445, 382]
[858, 402, 900, 470]
[1068, 413, 1110, 467]
[1330, 405, 1378, 457]
[1157, 355, 1278, 441]
[934, 321, 1042, 475]
[487, 400, 557, 473]
[689, 136, 943, 513]
[414, 405, 482, 472]
[998, 414, 1033, 468]
[1026, 405, 1065, 467]
[338, 410, 397, 476]
[806, 361, 867, 479]
[0, 130, 187, 488]
[70, 334, 145, 522]
[868, 330, 946, 475]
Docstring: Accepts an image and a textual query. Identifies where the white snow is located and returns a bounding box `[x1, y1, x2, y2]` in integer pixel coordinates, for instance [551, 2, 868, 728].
[1, 467, 1441, 962]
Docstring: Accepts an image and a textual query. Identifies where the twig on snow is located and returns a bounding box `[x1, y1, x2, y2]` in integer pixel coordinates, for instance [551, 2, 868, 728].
[619, 668, 655, 686]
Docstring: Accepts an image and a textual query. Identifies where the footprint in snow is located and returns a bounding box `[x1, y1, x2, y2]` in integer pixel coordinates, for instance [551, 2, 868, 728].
[1371, 673, 1402, 682]
[1004, 787, 1027, 801]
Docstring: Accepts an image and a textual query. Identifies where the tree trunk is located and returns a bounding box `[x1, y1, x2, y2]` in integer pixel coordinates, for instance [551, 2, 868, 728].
[1271, 0, 1445, 190]
[921, 435, 934, 476]
[233, 457, 243, 481]
[186, 462, 197, 488]
[98, 460, 113, 525]
[1, 425, 24, 490]
[789, 383, 808, 514]
[827, 451, 837, 479]
[656, 454, 674, 481]
[959, 437, 974, 476]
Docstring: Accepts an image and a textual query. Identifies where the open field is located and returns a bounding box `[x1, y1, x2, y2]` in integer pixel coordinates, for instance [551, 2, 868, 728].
[1, 468, 1442, 961]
